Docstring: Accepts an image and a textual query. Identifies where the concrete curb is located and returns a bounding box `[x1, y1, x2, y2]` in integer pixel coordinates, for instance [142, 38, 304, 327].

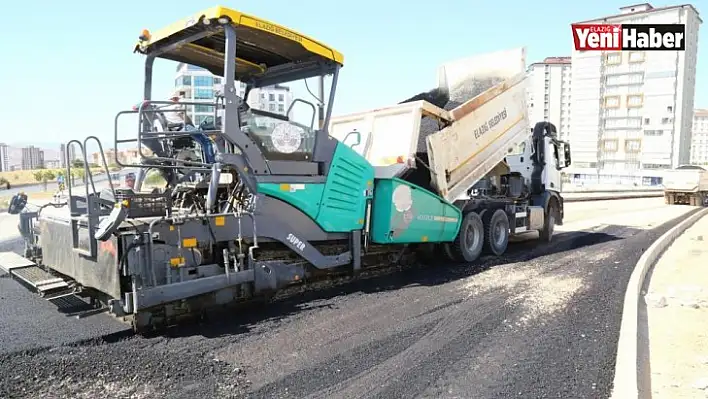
[564, 193, 663, 203]
[610, 206, 708, 399]
[563, 189, 664, 194]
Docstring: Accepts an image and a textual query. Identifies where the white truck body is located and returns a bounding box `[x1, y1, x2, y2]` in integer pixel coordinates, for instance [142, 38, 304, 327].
[663, 165, 708, 206]
[329, 48, 535, 202]
[328, 100, 450, 179]
[663, 166, 708, 193]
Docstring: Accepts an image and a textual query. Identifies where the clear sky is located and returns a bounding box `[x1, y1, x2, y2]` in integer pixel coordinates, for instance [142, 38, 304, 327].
[1, 0, 705, 149]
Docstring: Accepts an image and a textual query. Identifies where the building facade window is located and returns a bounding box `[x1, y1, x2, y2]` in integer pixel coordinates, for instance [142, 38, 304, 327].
[604, 96, 621, 108]
[627, 94, 644, 108]
[175, 75, 191, 86]
[605, 52, 622, 65]
[194, 104, 213, 113]
[602, 139, 619, 152]
[625, 139, 641, 152]
[194, 88, 214, 99]
[628, 51, 645, 63]
[193, 76, 214, 87]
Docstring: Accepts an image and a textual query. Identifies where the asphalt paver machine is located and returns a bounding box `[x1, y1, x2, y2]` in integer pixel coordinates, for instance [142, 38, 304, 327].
[0, 6, 571, 332]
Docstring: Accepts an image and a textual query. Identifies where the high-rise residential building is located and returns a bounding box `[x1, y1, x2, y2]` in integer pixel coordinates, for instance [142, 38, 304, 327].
[173, 63, 293, 127]
[21, 146, 44, 170]
[526, 57, 572, 140]
[569, 3, 701, 184]
[0, 143, 9, 172]
[691, 109, 708, 166]
[174, 63, 224, 126]
[60, 143, 76, 168]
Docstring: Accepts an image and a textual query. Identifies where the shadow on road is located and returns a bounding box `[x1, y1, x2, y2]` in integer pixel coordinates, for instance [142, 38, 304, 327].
[151, 226, 624, 339]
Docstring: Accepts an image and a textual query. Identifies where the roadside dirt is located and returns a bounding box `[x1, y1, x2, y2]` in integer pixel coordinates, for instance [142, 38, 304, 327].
[645, 215, 708, 398]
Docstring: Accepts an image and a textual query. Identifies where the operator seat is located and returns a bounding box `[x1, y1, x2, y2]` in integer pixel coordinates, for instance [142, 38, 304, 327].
[142, 104, 216, 164]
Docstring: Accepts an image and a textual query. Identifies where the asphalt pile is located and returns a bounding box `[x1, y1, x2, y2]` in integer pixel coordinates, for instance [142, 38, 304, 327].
[409, 76, 505, 153]
[0, 336, 250, 399]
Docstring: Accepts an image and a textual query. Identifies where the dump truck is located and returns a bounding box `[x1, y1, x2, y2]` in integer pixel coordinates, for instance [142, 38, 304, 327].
[663, 165, 708, 206]
[0, 6, 571, 332]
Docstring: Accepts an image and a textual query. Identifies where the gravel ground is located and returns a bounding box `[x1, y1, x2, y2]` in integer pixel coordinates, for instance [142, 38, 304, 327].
[645, 214, 708, 398]
[0, 200, 698, 399]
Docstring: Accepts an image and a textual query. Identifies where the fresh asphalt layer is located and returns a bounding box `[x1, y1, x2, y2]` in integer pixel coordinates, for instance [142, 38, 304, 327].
[0, 200, 699, 399]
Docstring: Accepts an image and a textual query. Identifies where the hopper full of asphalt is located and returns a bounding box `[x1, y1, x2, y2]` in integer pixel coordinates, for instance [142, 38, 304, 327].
[401, 75, 505, 154]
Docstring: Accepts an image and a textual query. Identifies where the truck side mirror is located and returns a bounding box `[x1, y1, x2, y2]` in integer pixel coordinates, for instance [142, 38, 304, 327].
[563, 142, 571, 168]
[343, 130, 362, 149]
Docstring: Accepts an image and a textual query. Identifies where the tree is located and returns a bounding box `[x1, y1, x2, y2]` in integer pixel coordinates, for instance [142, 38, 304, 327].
[33, 170, 57, 191]
[42, 170, 56, 185]
[33, 171, 46, 191]
[71, 168, 86, 186]
[144, 170, 166, 187]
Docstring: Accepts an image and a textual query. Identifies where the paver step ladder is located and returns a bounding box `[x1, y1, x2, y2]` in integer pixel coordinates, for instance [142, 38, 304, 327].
[0, 251, 71, 298]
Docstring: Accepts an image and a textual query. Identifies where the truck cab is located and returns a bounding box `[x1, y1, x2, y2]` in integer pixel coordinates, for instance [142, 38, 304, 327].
[505, 126, 571, 196]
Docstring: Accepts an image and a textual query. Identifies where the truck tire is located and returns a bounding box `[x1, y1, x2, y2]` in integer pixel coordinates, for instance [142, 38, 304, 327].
[539, 202, 556, 243]
[448, 211, 484, 262]
[483, 209, 510, 256]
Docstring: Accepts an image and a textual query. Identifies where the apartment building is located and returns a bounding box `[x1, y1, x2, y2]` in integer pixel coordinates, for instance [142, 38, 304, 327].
[0, 143, 9, 172]
[691, 109, 708, 166]
[569, 3, 701, 186]
[21, 146, 44, 170]
[527, 57, 572, 140]
[60, 143, 77, 168]
[173, 63, 293, 127]
[91, 148, 153, 166]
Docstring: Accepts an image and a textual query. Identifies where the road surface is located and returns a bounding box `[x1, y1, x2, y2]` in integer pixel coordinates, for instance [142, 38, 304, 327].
[0, 197, 698, 399]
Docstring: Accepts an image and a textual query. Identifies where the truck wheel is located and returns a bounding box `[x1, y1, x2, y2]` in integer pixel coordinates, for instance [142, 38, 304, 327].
[539, 202, 556, 243]
[449, 211, 484, 262]
[483, 209, 510, 256]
